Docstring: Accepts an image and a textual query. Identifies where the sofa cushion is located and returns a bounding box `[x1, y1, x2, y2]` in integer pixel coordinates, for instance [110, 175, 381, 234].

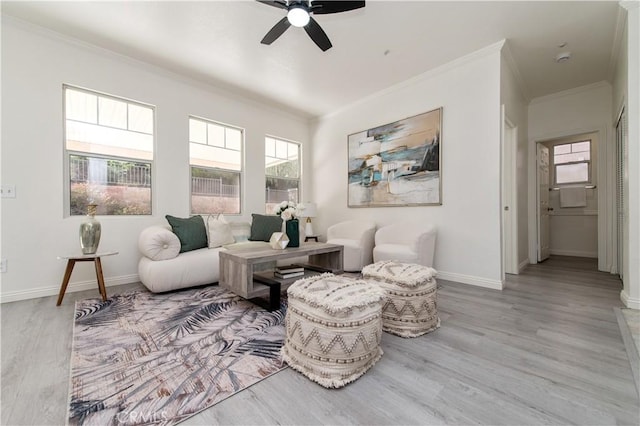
[139, 247, 221, 293]
[224, 241, 271, 250]
[373, 244, 418, 264]
[230, 221, 251, 242]
[207, 214, 235, 248]
[165, 215, 208, 253]
[249, 214, 282, 242]
[138, 225, 181, 261]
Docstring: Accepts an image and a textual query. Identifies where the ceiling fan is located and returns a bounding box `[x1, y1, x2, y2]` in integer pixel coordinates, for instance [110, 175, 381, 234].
[258, 1, 365, 51]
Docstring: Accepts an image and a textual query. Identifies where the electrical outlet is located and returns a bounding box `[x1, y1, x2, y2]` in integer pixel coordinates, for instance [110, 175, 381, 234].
[1, 185, 16, 198]
[0, 259, 7, 273]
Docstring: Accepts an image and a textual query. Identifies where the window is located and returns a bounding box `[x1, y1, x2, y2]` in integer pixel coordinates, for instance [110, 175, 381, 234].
[265, 136, 300, 214]
[553, 140, 591, 185]
[189, 117, 242, 215]
[65, 86, 154, 215]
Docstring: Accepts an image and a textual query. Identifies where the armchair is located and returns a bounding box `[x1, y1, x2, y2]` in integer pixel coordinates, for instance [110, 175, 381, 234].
[373, 223, 437, 267]
[326, 220, 376, 272]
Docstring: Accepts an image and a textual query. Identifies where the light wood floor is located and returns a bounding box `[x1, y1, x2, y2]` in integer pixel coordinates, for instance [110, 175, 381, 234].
[1, 256, 638, 425]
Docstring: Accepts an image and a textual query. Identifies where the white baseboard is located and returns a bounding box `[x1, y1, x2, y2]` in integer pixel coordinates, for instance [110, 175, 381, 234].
[549, 249, 598, 258]
[436, 271, 503, 290]
[621, 289, 640, 310]
[518, 259, 529, 273]
[0, 274, 139, 304]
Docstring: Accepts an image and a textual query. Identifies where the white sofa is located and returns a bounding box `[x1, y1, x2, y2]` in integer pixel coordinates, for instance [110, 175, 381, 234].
[326, 220, 376, 272]
[138, 221, 271, 292]
[373, 223, 437, 267]
[138, 218, 309, 293]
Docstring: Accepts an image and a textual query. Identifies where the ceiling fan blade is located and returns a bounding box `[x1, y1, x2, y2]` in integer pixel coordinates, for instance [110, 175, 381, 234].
[311, 1, 365, 14]
[304, 17, 332, 51]
[261, 17, 291, 45]
[256, 0, 288, 10]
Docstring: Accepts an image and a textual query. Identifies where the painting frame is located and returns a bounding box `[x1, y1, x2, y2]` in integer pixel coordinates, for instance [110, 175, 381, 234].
[347, 107, 443, 208]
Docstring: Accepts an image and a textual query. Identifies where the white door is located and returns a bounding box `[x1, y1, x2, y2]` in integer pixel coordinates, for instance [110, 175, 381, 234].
[537, 144, 551, 261]
[501, 109, 518, 275]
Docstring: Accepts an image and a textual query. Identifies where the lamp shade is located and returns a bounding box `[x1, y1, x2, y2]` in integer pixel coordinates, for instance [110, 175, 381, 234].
[297, 202, 317, 218]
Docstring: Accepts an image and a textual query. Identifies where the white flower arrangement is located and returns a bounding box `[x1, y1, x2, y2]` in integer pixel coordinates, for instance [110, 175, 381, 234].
[276, 201, 298, 221]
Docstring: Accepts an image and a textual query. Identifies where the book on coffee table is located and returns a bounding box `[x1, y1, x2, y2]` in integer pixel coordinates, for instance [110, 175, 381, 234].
[275, 265, 304, 274]
[274, 271, 305, 279]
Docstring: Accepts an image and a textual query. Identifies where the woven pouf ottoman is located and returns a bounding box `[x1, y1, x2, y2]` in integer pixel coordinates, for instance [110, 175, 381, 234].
[362, 260, 440, 338]
[281, 273, 386, 388]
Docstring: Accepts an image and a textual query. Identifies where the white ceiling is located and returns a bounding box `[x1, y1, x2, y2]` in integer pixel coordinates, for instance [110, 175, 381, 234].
[2, 1, 622, 118]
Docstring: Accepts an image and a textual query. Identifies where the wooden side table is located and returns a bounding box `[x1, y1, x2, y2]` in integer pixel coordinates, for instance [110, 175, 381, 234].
[56, 251, 118, 306]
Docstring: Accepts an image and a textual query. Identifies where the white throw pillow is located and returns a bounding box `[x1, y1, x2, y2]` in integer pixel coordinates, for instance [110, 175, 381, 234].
[207, 214, 235, 248]
[229, 221, 251, 242]
[138, 226, 181, 261]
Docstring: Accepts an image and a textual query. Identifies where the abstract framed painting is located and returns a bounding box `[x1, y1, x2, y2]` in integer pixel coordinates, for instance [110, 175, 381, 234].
[347, 107, 442, 207]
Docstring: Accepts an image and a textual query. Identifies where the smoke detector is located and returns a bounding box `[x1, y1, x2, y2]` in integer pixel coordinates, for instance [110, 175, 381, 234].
[555, 52, 572, 63]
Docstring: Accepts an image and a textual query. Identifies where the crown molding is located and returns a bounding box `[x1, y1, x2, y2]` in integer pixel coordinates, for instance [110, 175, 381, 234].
[501, 39, 531, 102]
[608, 4, 628, 82]
[1, 14, 314, 124]
[620, 1, 639, 12]
[529, 81, 612, 105]
[318, 39, 506, 122]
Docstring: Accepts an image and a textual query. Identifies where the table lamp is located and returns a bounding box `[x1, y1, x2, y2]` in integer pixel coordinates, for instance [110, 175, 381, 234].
[297, 202, 317, 236]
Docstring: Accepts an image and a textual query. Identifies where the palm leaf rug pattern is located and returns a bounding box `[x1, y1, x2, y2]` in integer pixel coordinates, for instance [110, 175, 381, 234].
[68, 285, 287, 425]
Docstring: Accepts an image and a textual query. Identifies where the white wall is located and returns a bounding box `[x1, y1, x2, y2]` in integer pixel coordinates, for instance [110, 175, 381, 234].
[528, 82, 613, 271]
[311, 42, 504, 289]
[612, 10, 628, 120]
[0, 18, 310, 302]
[500, 47, 530, 271]
[617, 2, 640, 309]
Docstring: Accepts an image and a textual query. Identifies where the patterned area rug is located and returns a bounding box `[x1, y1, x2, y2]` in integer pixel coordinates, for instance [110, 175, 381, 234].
[68, 285, 287, 426]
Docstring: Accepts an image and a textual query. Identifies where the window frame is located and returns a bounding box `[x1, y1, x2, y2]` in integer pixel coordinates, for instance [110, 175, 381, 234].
[264, 135, 301, 214]
[551, 139, 592, 186]
[188, 115, 244, 216]
[63, 84, 155, 217]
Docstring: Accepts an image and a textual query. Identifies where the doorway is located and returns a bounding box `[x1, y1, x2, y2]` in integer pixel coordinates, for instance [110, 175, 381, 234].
[536, 143, 551, 262]
[533, 132, 600, 267]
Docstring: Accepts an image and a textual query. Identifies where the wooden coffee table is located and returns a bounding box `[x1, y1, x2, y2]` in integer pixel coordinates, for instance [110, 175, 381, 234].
[218, 242, 343, 310]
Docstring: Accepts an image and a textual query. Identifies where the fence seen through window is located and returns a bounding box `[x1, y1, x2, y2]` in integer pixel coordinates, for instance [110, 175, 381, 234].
[65, 85, 154, 215]
[189, 117, 243, 215]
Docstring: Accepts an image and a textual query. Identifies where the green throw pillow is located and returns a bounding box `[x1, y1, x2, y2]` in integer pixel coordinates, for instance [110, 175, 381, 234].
[249, 214, 283, 242]
[165, 215, 208, 253]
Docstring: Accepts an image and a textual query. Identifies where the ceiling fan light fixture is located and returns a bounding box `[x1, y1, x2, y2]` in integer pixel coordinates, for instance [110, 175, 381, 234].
[288, 6, 310, 27]
[258, 0, 365, 50]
